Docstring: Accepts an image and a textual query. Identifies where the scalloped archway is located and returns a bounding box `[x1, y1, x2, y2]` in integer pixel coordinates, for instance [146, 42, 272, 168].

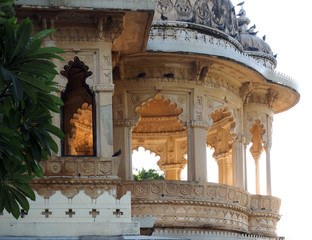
[132, 94, 187, 180]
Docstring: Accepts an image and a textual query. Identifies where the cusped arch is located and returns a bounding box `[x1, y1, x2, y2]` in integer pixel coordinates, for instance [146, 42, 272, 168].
[61, 56, 96, 156]
[132, 94, 185, 135]
[131, 94, 187, 180]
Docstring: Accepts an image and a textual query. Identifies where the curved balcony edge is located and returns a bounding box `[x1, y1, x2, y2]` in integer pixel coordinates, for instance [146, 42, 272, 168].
[119, 180, 281, 238]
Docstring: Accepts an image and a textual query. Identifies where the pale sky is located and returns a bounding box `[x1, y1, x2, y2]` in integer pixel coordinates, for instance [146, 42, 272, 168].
[134, 1, 312, 239]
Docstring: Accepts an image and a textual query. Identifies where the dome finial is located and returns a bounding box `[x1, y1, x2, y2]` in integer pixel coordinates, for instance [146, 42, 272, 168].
[237, 6, 250, 33]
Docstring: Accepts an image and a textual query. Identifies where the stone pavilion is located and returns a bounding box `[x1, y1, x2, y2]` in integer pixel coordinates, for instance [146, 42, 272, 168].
[0, 0, 299, 239]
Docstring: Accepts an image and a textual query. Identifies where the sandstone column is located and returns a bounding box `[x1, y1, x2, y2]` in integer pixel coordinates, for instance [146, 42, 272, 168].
[264, 144, 272, 196]
[114, 121, 133, 180]
[232, 135, 245, 189]
[187, 121, 208, 182]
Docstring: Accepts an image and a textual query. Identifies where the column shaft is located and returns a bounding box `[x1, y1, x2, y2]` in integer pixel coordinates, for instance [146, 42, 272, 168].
[232, 139, 245, 189]
[187, 124, 207, 182]
[265, 146, 272, 196]
[114, 125, 132, 180]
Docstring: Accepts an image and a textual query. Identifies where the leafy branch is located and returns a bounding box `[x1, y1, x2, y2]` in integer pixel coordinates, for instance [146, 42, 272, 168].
[0, 0, 65, 219]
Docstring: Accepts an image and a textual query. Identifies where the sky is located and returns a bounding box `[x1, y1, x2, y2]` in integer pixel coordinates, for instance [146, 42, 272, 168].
[134, 1, 312, 239]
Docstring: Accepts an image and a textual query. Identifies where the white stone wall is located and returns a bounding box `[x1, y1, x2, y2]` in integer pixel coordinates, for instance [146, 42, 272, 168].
[0, 191, 139, 237]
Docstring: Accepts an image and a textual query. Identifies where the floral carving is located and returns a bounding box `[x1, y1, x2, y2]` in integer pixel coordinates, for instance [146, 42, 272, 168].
[50, 162, 61, 174]
[151, 184, 162, 194]
[180, 185, 191, 195]
[99, 162, 112, 175]
[250, 119, 265, 161]
[82, 161, 95, 175]
[175, 0, 192, 16]
[137, 184, 148, 195]
[157, 0, 174, 14]
[194, 0, 210, 20]
[194, 185, 204, 196]
[166, 184, 177, 195]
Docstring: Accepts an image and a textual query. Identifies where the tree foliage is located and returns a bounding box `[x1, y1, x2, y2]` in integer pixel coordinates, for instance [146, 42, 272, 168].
[133, 168, 164, 181]
[0, 0, 65, 219]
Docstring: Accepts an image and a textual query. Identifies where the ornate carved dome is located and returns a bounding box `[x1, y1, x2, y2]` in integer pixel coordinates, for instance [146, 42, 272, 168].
[154, 1, 274, 58]
[155, 0, 238, 36]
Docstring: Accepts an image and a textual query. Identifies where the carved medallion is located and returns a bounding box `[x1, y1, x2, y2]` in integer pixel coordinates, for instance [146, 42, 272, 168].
[151, 184, 162, 194]
[50, 162, 61, 174]
[175, 0, 192, 16]
[99, 162, 112, 175]
[157, 0, 174, 14]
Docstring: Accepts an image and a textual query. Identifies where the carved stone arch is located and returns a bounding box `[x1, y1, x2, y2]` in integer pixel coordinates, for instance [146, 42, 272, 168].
[131, 94, 187, 180]
[132, 145, 163, 165]
[132, 94, 185, 134]
[61, 56, 96, 156]
[206, 106, 236, 155]
[206, 106, 236, 185]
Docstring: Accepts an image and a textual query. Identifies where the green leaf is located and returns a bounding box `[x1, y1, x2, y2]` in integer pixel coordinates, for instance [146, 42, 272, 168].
[32, 29, 55, 40]
[33, 46, 66, 55]
[43, 124, 64, 139]
[9, 18, 33, 62]
[11, 74, 23, 101]
[10, 188, 30, 211]
[7, 191, 20, 219]
[14, 182, 35, 201]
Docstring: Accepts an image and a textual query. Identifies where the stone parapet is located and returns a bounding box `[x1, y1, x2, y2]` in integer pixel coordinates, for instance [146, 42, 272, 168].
[147, 22, 299, 94]
[119, 180, 281, 238]
[40, 156, 120, 177]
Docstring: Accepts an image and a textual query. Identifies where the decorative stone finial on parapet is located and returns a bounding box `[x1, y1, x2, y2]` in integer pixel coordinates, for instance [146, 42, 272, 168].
[237, 7, 250, 33]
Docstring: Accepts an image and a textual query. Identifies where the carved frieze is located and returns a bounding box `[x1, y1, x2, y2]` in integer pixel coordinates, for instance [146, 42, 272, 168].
[41, 157, 120, 177]
[119, 180, 281, 237]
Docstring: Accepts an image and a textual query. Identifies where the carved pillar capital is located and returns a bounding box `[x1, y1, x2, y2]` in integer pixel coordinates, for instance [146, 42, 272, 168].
[190, 120, 210, 130]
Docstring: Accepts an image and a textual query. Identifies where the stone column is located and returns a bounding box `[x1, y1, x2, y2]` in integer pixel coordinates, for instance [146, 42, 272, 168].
[162, 164, 183, 180]
[187, 121, 208, 182]
[95, 43, 114, 158]
[244, 143, 248, 191]
[215, 153, 232, 185]
[264, 144, 272, 196]
[114, 121, 134, 180]
[232, 135, 245, 189]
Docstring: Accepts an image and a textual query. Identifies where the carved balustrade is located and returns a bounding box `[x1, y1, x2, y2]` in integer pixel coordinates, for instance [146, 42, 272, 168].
[41, 157, 120, 177]
[118, 180, 281, 238]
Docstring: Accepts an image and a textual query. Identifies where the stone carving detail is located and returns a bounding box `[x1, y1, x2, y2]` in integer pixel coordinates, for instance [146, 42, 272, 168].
[155, 0, 238, 35]
[267, 88, 278, 108]
[157, 0, 174, 14]
[68, 103, 93, 156]
[249, 119, 265, 162]
[207, 107, 235, 185]
[132, 94, 187, 180]
[120, 180, 281, 237]
[175, 0, 192, 16]
[41, 157, 119, 177]
[99, 161, 112, 175]
[133, 94, 185, 135]
[240, 82, 253, 105]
